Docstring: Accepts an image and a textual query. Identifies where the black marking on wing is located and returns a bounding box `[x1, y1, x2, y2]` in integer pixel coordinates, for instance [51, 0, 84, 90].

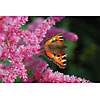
[50, 39, 55, 43]
[54, 53, 56, 56]
[62, 53, 67, 66]
[59, 37, 63, 41]
[57, 55, 60, 57]
[62, 54, 65, 56]
[58, 33, 63, 39]
[55, 39, 57, 41]
[62, 56, 66, 60]
[63, 62, 66, 64]
[59, 37, 63, 39]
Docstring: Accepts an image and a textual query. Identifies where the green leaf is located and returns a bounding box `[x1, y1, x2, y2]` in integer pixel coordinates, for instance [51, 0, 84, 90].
[15, 76, 22, 83]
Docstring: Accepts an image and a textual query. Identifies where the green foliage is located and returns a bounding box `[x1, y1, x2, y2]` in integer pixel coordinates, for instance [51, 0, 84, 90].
[64, 40, 77, 59]
[0, 59, 10, 64]
[0, 80, 2, 83]
[15, 76, 22, 83]
[68, 17, 100, 82]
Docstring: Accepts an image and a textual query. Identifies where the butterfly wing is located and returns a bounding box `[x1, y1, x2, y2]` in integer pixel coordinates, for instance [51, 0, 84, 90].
[44, 49, 55, 60]
[44, 32, 67, 69]
[53, 51, 67, 69]
[44, 50, 67, 69]
[44, 32, 63, 46]
[44, 37, 55, 60]
[51, 32, 63, 44]
[44, 32, 63, 58]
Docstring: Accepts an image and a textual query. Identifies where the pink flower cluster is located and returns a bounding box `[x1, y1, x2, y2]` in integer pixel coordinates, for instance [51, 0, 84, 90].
[0, 16, 90, 83]
[25, 58, 91, 83]
[0, 16, 29, 82]
[27, 17, 78, 42]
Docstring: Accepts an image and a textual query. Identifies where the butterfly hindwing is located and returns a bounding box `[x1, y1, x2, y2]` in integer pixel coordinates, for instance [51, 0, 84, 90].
[53, 51, 67, 69]
[44, 49, 54, 60]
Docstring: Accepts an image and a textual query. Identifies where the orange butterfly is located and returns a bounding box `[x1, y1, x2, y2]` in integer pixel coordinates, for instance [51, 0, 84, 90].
[44, 32, 67, 69]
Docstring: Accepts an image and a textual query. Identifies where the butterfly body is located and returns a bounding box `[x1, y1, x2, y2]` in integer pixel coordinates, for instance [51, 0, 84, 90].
[46, 42, 65, 54]
[44, 33, 67, 69]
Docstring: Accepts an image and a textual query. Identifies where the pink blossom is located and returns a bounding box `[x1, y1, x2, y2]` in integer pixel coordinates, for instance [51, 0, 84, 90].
[53, 16, 65, 22]
[40, 69, 91, 83]
[25, 58, 91, 83]
[0, 16, 29, 82]
[0, 16, 66, 83]
[0, 72, 3, 79]
[27, 17, 44, 32]
[0, 64, 6, 79]
[46, 27, 78, 41]
[25, 58, 48, 82]
[27, 17, 78, 42]
[0, 16, 91, 83]
[33, 16, 65, 44]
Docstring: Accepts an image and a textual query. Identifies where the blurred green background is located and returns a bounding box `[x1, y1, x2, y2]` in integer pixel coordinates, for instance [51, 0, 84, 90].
[68, 17, 100, 82]
[59, 17, 100, 82]
[24, 16, 100, 82]
[2, 16, 100, 83]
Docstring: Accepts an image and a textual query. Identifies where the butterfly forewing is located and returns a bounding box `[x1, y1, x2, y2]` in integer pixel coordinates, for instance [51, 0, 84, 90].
[51, 33, 63, 43]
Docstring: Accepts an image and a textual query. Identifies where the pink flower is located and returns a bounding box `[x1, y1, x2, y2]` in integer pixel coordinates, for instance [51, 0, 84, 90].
[33, 16, 65, 44]
[25, 58, 91, 83]
[27, 17, 44, 32]
[0, 16, 29, 82]
[27, 17, 78, 42]
[25, 58, 48, 82]
[0, 16, 66, 83]
[0, 16, 90, 83]
[40, 69, 91, 83]
[46, 27, 78, 41]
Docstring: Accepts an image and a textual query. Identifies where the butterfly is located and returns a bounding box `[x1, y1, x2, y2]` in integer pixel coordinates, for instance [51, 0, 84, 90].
[43, 32, 67, 69]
